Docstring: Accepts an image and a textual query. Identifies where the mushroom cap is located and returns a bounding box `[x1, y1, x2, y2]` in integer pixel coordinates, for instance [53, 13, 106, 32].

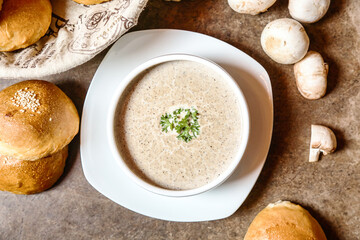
[289, 0, 331, 24]
[228, 0, 277, 15]
[294, 51, 328, 100]
[261, 18, 310, 64]
[311, 124, 337, 154]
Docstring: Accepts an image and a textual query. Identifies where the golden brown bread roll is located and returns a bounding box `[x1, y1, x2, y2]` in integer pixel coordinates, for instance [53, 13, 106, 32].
[244, 201, 327, 240]
[72, 0, 111, 5]
[0, 80, 79, 160]
[0, 146, 68, 195]
[0, 0, 52, 51]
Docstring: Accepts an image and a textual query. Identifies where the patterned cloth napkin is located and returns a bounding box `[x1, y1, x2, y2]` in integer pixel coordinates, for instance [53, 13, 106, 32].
[0, 0, 148, 78]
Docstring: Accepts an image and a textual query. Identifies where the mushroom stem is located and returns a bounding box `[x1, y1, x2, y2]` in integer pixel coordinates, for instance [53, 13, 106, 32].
[309, 148, 321, 162]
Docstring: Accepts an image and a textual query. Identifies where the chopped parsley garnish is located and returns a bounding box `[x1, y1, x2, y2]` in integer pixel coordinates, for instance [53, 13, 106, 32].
[160, 108, 200, 142]
[160, 113, 174, 132]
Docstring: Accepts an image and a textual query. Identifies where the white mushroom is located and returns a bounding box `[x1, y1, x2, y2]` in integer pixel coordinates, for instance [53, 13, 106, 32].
[289, 0, 331, 24]
[261, 18, 310, 64]
[309, 125, 337, 162]
[294, 51, 328, 100]
[228, 0, 277, 15]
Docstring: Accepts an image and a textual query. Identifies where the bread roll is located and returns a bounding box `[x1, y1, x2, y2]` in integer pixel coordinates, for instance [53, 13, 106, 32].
[72, 0, 111, 5]
[0, 146, 68, 195]
[244, 201, 327, 240]
[0, 80, 79, 160]
[0, 0, 52, 51]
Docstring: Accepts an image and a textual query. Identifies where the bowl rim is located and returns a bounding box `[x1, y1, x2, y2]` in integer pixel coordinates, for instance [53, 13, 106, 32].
[107, 53, 250, 197]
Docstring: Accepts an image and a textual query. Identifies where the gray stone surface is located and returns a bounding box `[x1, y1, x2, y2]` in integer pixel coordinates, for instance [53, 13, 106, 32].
[0, 0, 359, 239]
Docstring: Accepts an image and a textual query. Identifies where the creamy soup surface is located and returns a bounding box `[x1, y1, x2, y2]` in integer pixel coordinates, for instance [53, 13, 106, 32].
[115, 60, 243, 190]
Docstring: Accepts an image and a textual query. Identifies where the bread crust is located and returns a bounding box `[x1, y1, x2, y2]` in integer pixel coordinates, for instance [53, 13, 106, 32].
[0, 80, 79, 160]
[0, 0, 52, 51]
[72, 0, 111, 5]
[244, 201, 327, 240]
[0, 146, 68, 194]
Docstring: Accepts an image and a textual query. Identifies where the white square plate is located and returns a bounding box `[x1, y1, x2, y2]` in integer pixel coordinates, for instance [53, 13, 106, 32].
[80, 29, 273, 222]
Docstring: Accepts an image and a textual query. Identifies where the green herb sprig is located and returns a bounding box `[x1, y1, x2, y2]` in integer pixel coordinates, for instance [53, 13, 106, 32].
[160, 108, 200, 142]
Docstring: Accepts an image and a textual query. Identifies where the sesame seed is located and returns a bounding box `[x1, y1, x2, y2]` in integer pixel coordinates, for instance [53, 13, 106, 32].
[10, 88, 41, 112]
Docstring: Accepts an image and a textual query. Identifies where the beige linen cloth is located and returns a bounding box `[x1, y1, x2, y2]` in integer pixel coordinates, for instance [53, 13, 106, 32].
[0, 0, 148, 78]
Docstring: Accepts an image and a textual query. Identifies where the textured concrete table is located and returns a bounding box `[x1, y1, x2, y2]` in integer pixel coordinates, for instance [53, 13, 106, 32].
[0, 0, 359, 239]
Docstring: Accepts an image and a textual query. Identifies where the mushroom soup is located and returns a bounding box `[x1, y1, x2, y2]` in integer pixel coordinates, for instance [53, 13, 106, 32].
[114, 60, 244, 190]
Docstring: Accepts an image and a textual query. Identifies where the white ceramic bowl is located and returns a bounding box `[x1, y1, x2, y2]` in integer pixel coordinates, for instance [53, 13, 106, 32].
[107, 54, 250, 197]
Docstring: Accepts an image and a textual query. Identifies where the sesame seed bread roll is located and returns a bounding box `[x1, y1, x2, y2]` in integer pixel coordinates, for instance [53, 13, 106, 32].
[0, 0, 52, 51]
[0, 80, 79, 160]
[0, 146, 68, 194]
[244, 201, 327, 240]
[72, 0, 111, 5]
